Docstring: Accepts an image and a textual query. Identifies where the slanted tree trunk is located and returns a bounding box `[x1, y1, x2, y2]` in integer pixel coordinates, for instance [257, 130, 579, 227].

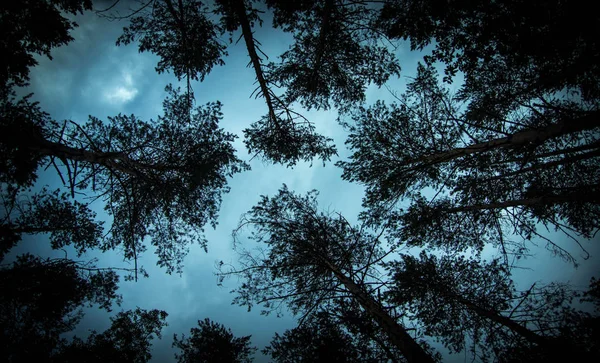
[406, 111, 600, 169]
[484, 147, 600, 181]
[453, 295, 547, 346]
[444, 185, 600, 214]
[233, 0, 277, 123]
[321, 258, 435, 363]
[310, 0, 335, 90]
[29, 136, 139, 177]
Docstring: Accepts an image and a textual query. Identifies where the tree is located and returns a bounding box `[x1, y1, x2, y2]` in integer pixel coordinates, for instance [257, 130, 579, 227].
[110, 0, 338, 166]
[327, 296, 412, 363]
[54, 307, 168, 363]
[115, 0, 227, 88]
[219, 0, 337, 166]
[264, 311, 395, 363]
[340, 0, 600, 261]
[264, 0, 400, 111]
[0, 186, 104, 261]
[218, 185, 436, 363]
[376, 0, 600, 106]
[338, 63, 600, 262]
[172, 318, 256, 363]
[1, 85, 248, 274]
[0, 0, 92, 91]
[384, 252, 600, 361]
[0, 253, 121, 362]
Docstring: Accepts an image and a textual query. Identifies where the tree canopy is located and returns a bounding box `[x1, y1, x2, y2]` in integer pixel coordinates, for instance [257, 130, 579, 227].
[0, 253, 121, 362]
[385, 252, 600, 361]
[338, 0, 600, 264]
[339, 63, 599, 262]
[265, 0, 400, 111]
[2, 84, 247, 273]
[377, 0, 600, 103]
[54, 308, 168, 363]
[219, 185, 435, 363]
[173, 318, 256, 363]
[263, 311, 394, 362]
[1, 0, 599, 361]
[107, 0, 401, 166]
[0, 0, 92, 90]
[0, 186, 104, 261]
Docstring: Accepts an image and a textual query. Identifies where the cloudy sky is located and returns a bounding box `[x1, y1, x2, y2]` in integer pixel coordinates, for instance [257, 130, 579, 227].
[9, 1, 599, 361]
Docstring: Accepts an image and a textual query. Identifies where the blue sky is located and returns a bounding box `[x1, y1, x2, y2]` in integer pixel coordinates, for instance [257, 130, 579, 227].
[9, 2, 599, 362]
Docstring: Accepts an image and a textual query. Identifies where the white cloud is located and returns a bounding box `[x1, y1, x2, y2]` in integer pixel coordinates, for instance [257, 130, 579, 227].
[103, 71, 138, 105]
[105, 85, 138, 104]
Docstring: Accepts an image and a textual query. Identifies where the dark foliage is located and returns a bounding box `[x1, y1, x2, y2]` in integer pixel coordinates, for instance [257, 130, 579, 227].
[266, 0, 400, 111]
[112, 0, 419, 166]
[339, 64, 600, 262]
[54, 308, 168, 363]
[1, 85, 247, 273]
[0, 0, 92, 89]
[385, 253, 600, 361]
[173, 318, 256, 363]
[377, 0, 600, 104]
[0, 254, 121, 362]
[2, 1, 598, 362]
[116, 0, 226, 83]
[243, 114, 337, 167]
[0, 186, 104, 260]
[219, 185, 435, 363]
[264, 311, 393, 362]
[231, 0, 337, 167]
[221, 185, 384, 317]
[0, 91, 54, 187]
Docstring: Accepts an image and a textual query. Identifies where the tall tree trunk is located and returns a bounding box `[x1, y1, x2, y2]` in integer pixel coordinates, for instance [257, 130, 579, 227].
[233, 0, 277, 123]
[322, 259, 435, 363]
[444, 186, 600, 213]
[451, 294, 591, 359]
[453, 296, 547, 346]
[407, 111, 600, 168]
[29, 137, 139, 177]
[483, 147, 600, 182]
[310, 0, 334, 90]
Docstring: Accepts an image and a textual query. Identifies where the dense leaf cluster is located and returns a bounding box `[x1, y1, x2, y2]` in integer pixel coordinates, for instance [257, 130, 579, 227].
[265, 0, 400, 111]
[173, 318, 256, 363]
[264, 311, 392, 362]
[116, 0, 226, 82]
[0, 254, 122, 362]
[0, 0, 92, 89]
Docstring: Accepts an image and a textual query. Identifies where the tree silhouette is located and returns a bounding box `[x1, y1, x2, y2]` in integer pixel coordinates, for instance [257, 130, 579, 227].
[338, 0, 600, 262]
[377, 0, 600, 102]
[2, 1, 599, 361]
[325, 297, 412, 363]
[264, 311, 394, 363]
[0, 253, 121, 362]
[0, 0, 92, 91]
[265, 0, 400, 111]
[1, 85, 247, 274]
[54, 307, 168, 363]
[338, 64, 599, 262]
[110, 0, 338, 166]
[0, 186, 104, 261]
[116, 0, 226, 91]
[218, 185, 435, 363]
[385, 252, 600, 361]
[172, 318, 256, 363]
